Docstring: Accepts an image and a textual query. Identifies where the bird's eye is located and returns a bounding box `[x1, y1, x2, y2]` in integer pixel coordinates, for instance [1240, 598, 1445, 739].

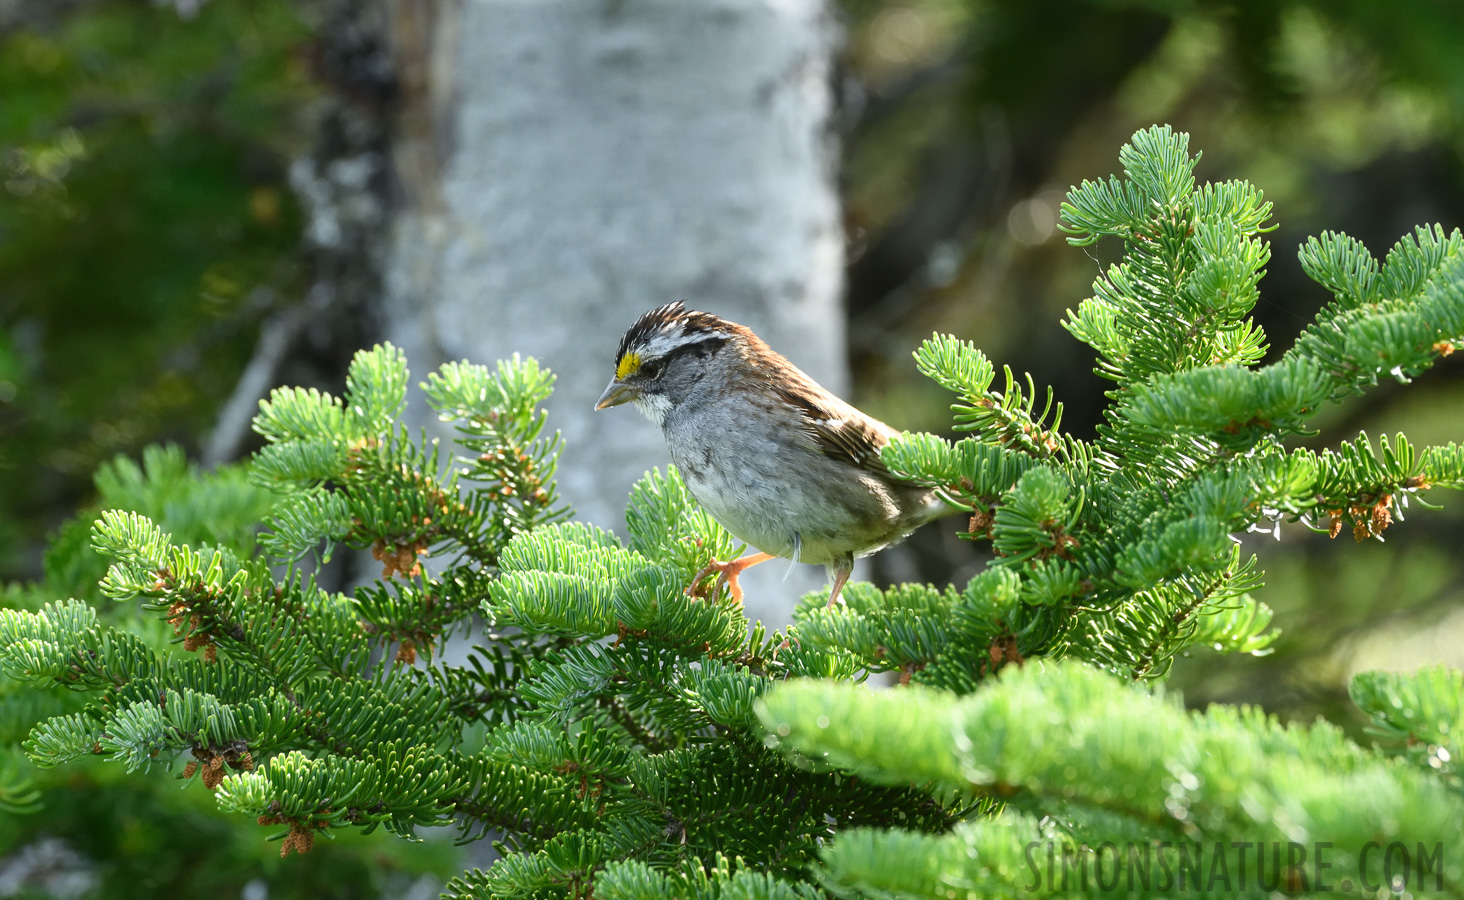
[640, 359, 664, 379]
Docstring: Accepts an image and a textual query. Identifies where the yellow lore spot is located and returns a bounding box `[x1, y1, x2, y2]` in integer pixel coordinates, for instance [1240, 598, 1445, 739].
[616, 352, 642, 380]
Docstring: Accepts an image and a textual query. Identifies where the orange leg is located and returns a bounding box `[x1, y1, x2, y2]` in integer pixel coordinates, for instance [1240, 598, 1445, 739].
[687, 552, 774, 605]
[825, 555, 854, 608]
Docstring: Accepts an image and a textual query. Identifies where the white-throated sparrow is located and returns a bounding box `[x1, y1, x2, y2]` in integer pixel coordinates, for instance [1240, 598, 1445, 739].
[595, 302, 948, 607]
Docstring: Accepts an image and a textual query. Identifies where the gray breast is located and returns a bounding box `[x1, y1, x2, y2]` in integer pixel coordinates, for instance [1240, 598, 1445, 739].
[660, 402, 899, 566]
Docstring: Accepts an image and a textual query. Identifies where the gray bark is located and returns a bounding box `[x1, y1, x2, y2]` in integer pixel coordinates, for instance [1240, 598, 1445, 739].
[204, 0, 396, 472]
[384, 0, 845, 623]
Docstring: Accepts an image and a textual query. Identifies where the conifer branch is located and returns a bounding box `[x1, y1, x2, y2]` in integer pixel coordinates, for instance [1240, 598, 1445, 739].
[6, 128, 1464, 898]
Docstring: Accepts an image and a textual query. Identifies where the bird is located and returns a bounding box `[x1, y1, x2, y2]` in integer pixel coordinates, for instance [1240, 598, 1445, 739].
[594, 301, 949, 608]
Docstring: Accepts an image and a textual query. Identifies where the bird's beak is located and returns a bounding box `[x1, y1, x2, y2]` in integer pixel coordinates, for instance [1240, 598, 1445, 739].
[594, 378, 636, 410]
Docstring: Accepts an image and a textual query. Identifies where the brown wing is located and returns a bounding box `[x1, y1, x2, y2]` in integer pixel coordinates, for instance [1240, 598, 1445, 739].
[772, 383, 896, 475]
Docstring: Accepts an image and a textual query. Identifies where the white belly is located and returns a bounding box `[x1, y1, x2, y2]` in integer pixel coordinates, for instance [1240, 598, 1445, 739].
[671, 445, 901, 566]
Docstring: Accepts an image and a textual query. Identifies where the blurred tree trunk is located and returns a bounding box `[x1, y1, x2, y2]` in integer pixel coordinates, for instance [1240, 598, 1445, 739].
[381, 0, 845, 619]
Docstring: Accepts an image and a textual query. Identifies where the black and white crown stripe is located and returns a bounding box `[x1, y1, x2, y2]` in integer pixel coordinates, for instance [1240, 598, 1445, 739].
[615, 301, 739, 369]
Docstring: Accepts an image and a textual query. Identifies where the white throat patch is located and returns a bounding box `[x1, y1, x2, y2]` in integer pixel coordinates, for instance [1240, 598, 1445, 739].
[632, 390, 673, 427]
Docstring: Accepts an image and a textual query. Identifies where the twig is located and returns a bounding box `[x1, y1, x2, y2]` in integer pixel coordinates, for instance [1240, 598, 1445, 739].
[202, 299, 316, 466]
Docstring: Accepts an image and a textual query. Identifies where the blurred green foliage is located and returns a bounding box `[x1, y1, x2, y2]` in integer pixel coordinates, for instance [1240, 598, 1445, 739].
[0, 0, 315, 578]
[1, 766, 459, 899]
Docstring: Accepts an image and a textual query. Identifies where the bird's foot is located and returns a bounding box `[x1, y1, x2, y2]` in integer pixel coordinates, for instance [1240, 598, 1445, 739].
[825, 557, 854, 608]
[687, 552, 774, 605]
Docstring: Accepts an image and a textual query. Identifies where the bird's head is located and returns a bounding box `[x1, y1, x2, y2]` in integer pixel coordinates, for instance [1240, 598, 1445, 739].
[595, 301, 746, 425]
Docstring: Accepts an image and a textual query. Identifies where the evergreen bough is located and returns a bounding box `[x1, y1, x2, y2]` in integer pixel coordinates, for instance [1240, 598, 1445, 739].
[3, 126, 1463, 897]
